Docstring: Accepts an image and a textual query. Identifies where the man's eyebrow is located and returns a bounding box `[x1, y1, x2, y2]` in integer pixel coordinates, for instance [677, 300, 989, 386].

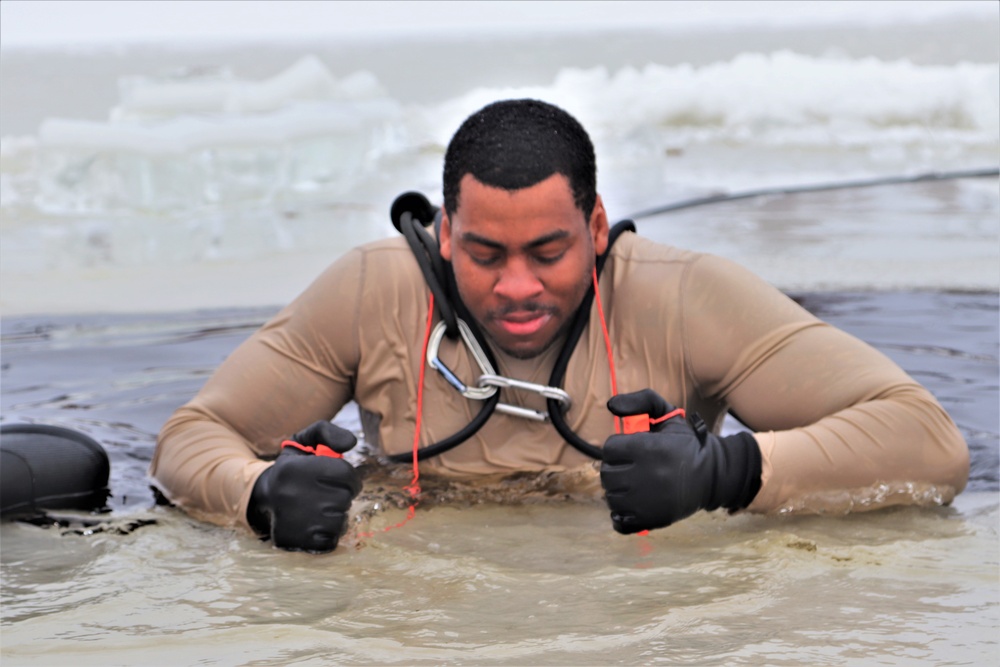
[459, 231, 504, 250]
[459, 230, 570, 251]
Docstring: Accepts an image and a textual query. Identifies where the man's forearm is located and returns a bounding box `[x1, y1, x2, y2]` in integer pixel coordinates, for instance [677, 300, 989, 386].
[150, 405, 271, 529]
[748, 385, 968, 514]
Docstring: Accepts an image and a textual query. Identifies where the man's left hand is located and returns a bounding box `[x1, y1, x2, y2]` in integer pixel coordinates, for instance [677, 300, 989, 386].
[600, 389, 762, 534]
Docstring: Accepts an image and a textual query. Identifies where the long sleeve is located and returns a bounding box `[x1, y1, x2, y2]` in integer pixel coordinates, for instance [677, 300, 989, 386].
[680, 254, 969, 513]
[149, 248, 366, 528]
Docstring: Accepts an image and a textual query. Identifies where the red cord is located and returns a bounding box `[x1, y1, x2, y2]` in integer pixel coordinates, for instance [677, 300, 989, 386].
[363, 272, 668, 544]
[594, 268, 662, 544]
[359, 293, 434, 538]
[651, 408, 686, 424]
[368, 272, 663, 539]
[405, 293, 435, 499]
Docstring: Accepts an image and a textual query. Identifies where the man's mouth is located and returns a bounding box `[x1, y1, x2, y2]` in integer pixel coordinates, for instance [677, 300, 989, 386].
[494, 311, 553, 337]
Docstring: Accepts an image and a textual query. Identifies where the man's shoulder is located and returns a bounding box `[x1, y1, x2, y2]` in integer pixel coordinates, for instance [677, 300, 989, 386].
[609, 231, 704, 275]
[353, 236, 424, 289]
[310, 235, 420, 292]
[336, 235, 420, 275]
[610, 232, 753, 279]
[607, 232, 771, 308]
[354, 235, 413, 256]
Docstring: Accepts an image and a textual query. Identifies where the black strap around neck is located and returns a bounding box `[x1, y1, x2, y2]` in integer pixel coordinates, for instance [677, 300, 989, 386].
[391, 214, 635, 463]
[547, 219, 635, 460]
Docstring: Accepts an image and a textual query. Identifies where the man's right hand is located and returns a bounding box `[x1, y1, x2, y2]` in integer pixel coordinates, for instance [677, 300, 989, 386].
[247, 420, 362, 553]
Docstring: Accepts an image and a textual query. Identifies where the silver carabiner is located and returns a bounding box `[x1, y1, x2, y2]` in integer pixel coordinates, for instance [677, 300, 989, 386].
[425, 321, 575, 423]
[426, 319, 498, 401]
[494, 403, 550, 422]
[477, 374, 573, 422]
[478, 374, 573, 410]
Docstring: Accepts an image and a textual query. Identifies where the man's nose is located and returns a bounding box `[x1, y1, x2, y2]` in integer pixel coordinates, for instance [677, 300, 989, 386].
[494, 258, 543, 302]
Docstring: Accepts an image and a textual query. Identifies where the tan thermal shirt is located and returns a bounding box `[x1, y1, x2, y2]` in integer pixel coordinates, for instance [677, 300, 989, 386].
[150, 233, 969, 529]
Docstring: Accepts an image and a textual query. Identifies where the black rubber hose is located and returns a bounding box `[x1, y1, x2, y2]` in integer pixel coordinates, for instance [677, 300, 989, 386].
[399, 212, 458, 338]
[391, 191, 438, 231]
[387, 215, 504, 463]
[385, 391, 501, 463]
[547, 220, 637, 461]
[629, 167, 1000, 219]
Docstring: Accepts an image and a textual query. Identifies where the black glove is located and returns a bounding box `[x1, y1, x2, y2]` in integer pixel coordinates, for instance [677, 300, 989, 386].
[600, 389, 762, 535]
[247, 420, 362, 553]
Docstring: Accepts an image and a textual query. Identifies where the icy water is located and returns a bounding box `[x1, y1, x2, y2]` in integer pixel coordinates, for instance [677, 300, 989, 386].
[2, 11, 998, 313]
[1, 290, 997, 666]
[2, 4, 999, 664]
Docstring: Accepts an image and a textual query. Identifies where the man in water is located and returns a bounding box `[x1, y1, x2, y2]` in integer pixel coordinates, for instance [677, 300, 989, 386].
[150, 99, 968, 552]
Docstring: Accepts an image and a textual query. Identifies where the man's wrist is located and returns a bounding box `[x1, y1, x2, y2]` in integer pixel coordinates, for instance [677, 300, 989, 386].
[723, 431, 762, 511]
[246, 467, 273, 535]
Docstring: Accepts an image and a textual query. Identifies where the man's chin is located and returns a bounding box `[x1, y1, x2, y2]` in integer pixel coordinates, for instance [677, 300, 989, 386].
[479, 313, 574, 360]
[498, 343, 549, 360]
[488, 331, 560, 360]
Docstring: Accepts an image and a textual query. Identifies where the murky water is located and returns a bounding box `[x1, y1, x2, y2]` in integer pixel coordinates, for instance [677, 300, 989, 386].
[1, 290, 997, 665]
[1, 495, 997, 666]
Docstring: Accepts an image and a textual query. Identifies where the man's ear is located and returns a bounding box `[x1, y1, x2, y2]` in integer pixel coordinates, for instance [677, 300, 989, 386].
[439, 211, 453, 261]
[590, 195, 610, 256]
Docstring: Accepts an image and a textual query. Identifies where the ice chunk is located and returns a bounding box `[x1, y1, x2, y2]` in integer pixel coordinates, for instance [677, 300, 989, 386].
[37, 119, 206, 212]
[32, 56, 399, 213]
[113, 55, 383, 120]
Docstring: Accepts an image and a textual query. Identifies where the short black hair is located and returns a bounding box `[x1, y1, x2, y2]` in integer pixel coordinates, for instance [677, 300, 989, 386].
[442, 99, 597, 218]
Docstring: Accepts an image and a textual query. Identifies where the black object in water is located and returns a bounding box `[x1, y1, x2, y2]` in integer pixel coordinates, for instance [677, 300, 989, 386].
[0, 423, 111, 517]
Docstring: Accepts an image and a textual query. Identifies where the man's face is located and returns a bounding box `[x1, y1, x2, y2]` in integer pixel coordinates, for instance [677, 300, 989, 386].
[440, 173, 609, 359]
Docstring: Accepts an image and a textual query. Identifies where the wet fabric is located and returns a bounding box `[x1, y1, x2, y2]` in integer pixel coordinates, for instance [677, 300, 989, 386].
[150, 233, 969, 529]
